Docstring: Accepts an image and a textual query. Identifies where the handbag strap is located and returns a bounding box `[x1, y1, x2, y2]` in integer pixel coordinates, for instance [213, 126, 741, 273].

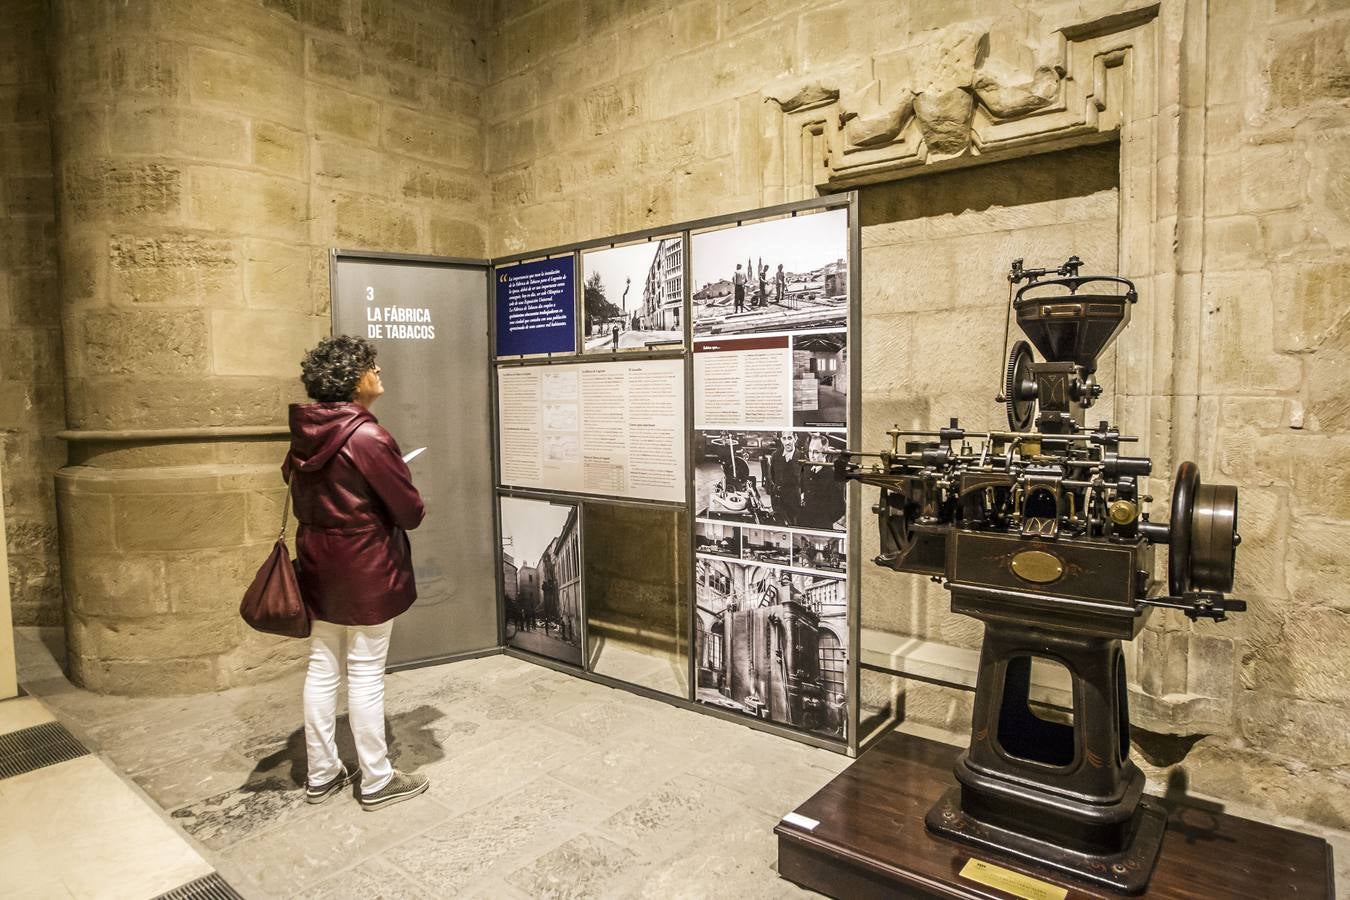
[279, 479, 293, 540]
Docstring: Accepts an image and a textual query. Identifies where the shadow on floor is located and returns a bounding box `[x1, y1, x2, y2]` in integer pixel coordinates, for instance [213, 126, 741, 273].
[245, 703, 448, 792]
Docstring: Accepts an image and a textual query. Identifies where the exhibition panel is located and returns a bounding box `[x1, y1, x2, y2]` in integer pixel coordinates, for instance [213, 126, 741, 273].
[331, 252, 499, 668]
[489, 194, 862, 752]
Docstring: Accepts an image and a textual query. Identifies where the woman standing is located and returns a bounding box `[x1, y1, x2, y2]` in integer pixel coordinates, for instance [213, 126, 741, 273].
[284, 335, 429, 811]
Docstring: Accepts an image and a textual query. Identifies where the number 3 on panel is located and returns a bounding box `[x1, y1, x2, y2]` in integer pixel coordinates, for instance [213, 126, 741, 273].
[365, 286, 375, 302]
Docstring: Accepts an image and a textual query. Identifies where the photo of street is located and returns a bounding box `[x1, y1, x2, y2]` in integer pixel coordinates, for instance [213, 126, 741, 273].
[500, 496, 583, 666]
[582, 237, 684, 352]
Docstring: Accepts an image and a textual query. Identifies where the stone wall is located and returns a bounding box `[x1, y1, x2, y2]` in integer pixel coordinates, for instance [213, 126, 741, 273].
[47, 0, 488, 693]
[0, 0, 66, 627]
[482, 0, 1350, 829]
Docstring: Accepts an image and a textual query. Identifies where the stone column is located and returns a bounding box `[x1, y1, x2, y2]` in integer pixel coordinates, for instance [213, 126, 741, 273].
[50, 2, 324, 693]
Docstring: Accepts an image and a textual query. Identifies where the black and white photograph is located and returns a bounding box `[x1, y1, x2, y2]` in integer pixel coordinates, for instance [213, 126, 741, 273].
[694, 430, 847, 532]
[694, 557, 848, 739]
[691, 207, 849, 336]
[793, 332, 848, 429]
[793, 532, 847, 574]
[741, 526, 791, 565]
[695, 521, 740, 558]
[693, 430, 779, 526]
[500, 496, 583, 666]
[582, 237, 685, 352]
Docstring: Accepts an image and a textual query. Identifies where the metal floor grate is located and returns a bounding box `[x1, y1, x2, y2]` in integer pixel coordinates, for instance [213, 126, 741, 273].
[0, 721, 90, 780]
[152, 873, 245, 900]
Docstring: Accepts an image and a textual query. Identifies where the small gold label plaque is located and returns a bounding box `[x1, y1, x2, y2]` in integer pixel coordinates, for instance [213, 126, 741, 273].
[1011, 549, 1064, 583]
[959, 858, 1068, 900]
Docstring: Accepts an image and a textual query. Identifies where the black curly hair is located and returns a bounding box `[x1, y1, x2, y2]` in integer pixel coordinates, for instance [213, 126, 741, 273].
[300, 335, 377, 402]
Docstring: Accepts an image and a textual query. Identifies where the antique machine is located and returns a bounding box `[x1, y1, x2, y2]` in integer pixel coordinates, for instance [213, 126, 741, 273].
[833, 258, 1243, 892]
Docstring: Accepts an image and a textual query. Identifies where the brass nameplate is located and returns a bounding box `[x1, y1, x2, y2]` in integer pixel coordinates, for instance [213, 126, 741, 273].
[1011, 549, 1064, 583]
[959, 858, 1068, 900]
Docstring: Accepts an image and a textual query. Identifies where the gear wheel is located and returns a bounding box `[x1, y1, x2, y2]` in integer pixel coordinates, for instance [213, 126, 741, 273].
[1005, 340, 1036, 431]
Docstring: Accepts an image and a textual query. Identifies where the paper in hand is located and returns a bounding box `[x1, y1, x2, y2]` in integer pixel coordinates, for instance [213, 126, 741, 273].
[402, 447, 427, 464]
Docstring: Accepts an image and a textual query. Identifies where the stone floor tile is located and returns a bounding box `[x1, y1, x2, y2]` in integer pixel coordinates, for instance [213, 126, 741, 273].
[384, 775, 612, 894]
[626, 806, 815, 900]
[596, 771, 747, 858]
[134, 746, 264, 811]
[291, 857, 438, 900]
[168, 773, 317, 851]
[543, 694, 663, 744]
[418, 722, 597, 816]
[213, 787, 450, 897]
[0, 696, 56, 734]
[548, 735, 707, 802]
[503, 831, 638, 899]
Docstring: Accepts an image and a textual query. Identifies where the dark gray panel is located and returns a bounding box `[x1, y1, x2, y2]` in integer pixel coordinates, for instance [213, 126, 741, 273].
[332, 258, 496, 665]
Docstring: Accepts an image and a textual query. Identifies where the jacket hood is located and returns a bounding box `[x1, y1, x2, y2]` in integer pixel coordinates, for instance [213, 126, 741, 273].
[286, 403, 376, 472]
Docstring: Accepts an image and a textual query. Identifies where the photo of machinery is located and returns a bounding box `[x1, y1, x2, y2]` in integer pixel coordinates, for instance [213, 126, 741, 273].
[694, 557, 847, 739]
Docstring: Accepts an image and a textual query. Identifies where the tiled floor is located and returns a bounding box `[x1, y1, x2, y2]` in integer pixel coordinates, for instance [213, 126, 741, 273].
[0, 695, 215, 900]
[12, 628, 845, 898]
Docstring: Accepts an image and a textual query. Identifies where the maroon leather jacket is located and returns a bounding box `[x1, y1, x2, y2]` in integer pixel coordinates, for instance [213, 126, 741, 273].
[282, 403, 425, 626]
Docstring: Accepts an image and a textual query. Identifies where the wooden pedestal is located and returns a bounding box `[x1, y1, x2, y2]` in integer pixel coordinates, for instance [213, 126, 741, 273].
[776, 731, 1335, 899]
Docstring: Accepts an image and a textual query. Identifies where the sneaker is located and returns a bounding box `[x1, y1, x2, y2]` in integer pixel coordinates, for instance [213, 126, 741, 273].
[359, 770, 429, 811]
[305, 766, 353, 805]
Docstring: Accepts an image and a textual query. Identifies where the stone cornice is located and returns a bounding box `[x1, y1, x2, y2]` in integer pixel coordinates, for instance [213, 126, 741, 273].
[57, 426, 289, 442]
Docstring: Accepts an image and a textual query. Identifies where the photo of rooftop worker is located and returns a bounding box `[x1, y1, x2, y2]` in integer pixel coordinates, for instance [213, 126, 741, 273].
[793, 332, 848, 429]
[695, 521, 740, 559]
[691, 207, 848, 336]
[582, 237, 685, 353]
[693, 430, 779, 526]
[742, 527, 791, 565]
[793, 532, 846, 574]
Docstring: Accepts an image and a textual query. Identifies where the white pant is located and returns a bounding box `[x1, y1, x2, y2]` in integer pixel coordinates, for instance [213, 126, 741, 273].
[304, 619, 394, 796]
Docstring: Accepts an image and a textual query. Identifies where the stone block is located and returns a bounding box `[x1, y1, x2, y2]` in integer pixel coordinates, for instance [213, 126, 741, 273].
[1287, 518, 1350, 612]
[67, 375, 284, 430]
[1202, 215, 1262, 271]
[1307, 348, 1350, 432]
[1289, 436, 1350, 519]
[306, 83, 380, 144]
[313, 138, 393, 195]
[114, 491, 249, 552]
[5, 270, 61, 328]
[79, 308, 209, 376]
[55, 39, 183, 102]
[382, 106, 481, 169]
[0, 122, 53, 176]
[244, 239, 313, 311]
[1267, 19, 1350, 110]
[108, 108, 249, 165]
[72, 653, 222, 696]
[164, 544, 268, 614]
[401, 165, 481, 206]
[1308, 129, 1350, 248]
[63, 161, 183, 221]
[1240, 142, 1308, 213]
[210, 308, 323, 377]
[157, 0, 303, 69]
[328, 192, 420, 251]
[1198, 270, 1302, 394]
[65, 552, 169, 618]
[188, 47, 304, 127]
[429, 216, 487, 257]
[1273, 260, 1350, 352]
[263, 0, 347, 33]
[186, 166, 308, 241]
[1221, 396, 1287, 429]
[54, 486, 115, 553]
[1228, 486, 1287, 599]
[252, 121, 307, 179]
[109, 232, 242, 306]
[4, 174, 55, 218]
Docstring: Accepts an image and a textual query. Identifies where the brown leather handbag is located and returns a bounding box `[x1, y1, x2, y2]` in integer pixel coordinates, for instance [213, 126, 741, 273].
[239, 483, 311, 638]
